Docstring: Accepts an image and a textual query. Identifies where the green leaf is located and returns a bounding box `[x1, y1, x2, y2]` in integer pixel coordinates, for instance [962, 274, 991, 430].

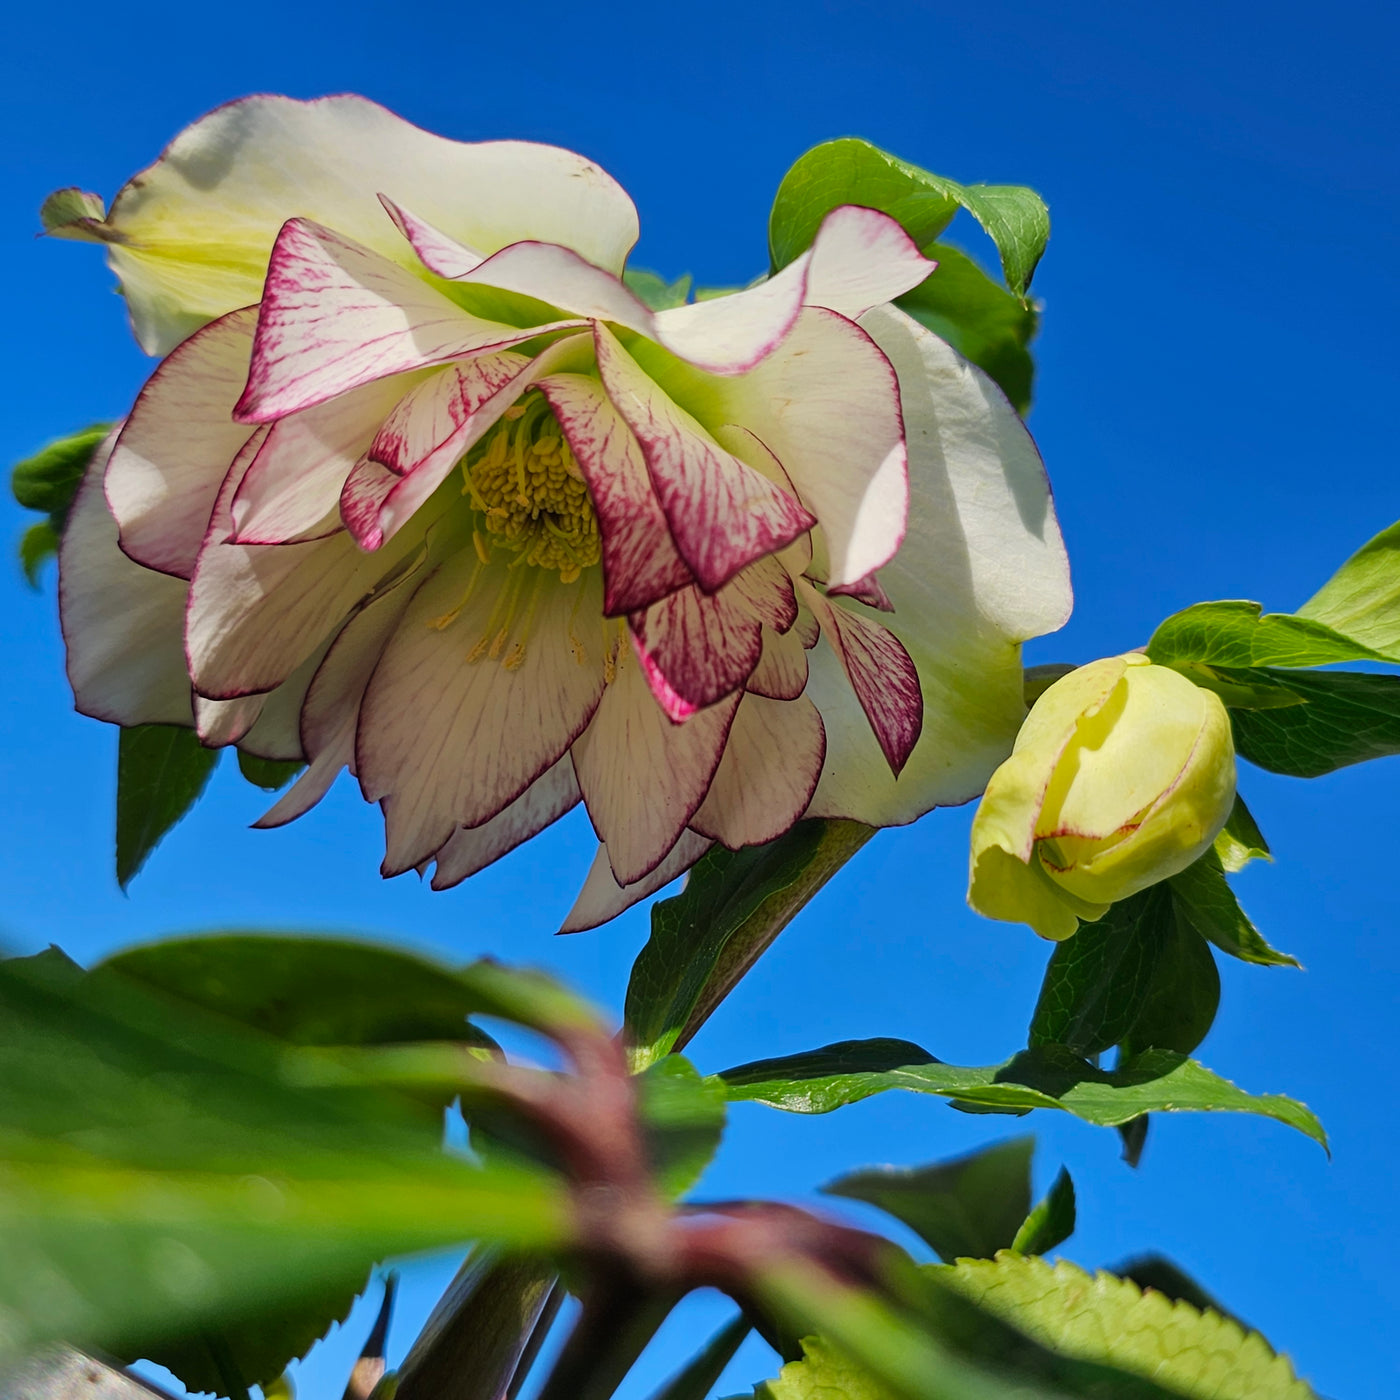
[894, 242, 1038, 413]
[1168, 849, 1299, 968]
[116, 724, 220, 888]
[1118, 1115, 1149, 1168]
[1225, 666, 1400, 777]
[622, 268, 693, 310]
[936, 1255, 1317, 1400]
[1119, 910, 1219, 1058]
[1010, 1167, 1075, 1257]
[1214, 793, 1271, 873]
[624, 820, 873, 1071]
[1112, 1254, 1241, 1326]
[635, 1055, 727, 1199]
[823, 1138, 1033, 1265]
[20, 519, 59, 586]
[11, 423, 110, 524]
[1297, 517, 1400, 660]
[718, 1040, 1326, 1149]
[0, 948, 571, 1382]
[237, 749, 304, 791]
[768, 138, 1049, 296]
[1146, 599, 1381, 669]
[647, 1313, 749, 1400]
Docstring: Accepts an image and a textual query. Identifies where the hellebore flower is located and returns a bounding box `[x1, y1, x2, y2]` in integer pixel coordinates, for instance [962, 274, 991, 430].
[53, 95, 1072, 926]
[967, 654, 1236, 941]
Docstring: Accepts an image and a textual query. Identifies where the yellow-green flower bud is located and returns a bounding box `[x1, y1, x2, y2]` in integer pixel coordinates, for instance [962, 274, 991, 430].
[968, 653, 1236, 940]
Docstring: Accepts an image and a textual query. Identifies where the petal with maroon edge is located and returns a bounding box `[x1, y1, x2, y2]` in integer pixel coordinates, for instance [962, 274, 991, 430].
[713, 307, 907, 589]
[571, 644, 740, 886]
[429, 757, 581, 889]
[627, 555, 795, 719]
[195, 693, 263, 748]
[358, 559, 606, 874]
[800, 579, 922, 776]
[650, 205, 932, 375]
[230, 374, 413, 545]
[235, 220, 583, 423]
[105, 307, 259, 578]
[593, 325, 814, 592]
[60, 430, 195, 728]
[559, 829, 712, 935]
[747, 625, 808, 700]
[691, 693, 826, 848]
[236, 638, 334, 761]
[538, 371, 691, 616]
[379, 197, 486, 279]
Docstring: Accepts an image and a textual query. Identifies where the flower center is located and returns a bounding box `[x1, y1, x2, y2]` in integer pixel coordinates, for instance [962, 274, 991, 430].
[461, 392, 600, 584]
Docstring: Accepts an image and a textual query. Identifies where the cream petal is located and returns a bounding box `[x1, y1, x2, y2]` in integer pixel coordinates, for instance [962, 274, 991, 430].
[746, 625, 809, 701]
[559, 829, 712, 934]
[194, 693, 263, 747]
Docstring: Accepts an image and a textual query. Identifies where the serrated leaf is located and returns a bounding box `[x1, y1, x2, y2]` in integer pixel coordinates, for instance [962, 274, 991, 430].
[116, 724, 220, 887]
[622, 268, 693, 310]
[935, 1255, 1317, 1400]
[1297, 517, 1400, 659]
[894, 242, 1038, 413]
[1010, 1167, 1075, 1257]
[1214, 793, 1271, 873]
[718, 1041, 1326, 1149]
[635, 1055, 727, 1199]
[1146, 599, 1381, 669]
[648, 1313, 749, 1400]
[624, 820, 872, 1071]
[768, 138, 1048, 295]
[20, 519, 58, 586]
[1113, 1254, 1239, 1326]
[237, 749, 304, 791]
[1168, 850, 1298, 968]
[823, 1138, 1033, 1265]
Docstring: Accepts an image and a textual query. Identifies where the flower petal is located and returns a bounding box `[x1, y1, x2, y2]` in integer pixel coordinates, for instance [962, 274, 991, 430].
[747, 625, 809, 700]
[593, 324, 814, 592]
[194, 693, 263, 747]
[691, 693, 825, 849]
[559, 829, 712, 934]
[713, 307, 907, 589]
[538, 371, 692, 616]
[91, 94, 639, 354]
[378, 196, 486, 278]
[357, 559, 606, 874]
[571, 642, 740, 886]
[60, 430, 195, 727]
[234, 220, 582, 423]
[105, 307, 259, 578]
[429, 756, 581, 889]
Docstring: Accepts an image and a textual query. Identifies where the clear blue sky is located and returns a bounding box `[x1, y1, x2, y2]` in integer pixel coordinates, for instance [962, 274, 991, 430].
[3, 1, 1397, 1395]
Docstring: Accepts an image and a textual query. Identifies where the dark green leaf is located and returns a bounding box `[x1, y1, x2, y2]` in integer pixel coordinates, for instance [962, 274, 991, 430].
[718, 1040, 1326, 1149]
[896, 242, 1038, 413]
[237, 750, 304, 791]
[116, 725, 220, 888]
[1297, 517, 1400, 660]
[1146, 599, 1380, 669]
[0, 949, 571, 1380]
[1118, 1116, 1149, 1168]
[1225, 667, 1400, 777]
[20, 519, 59, 586]
[624, 820, 873, 1071]
[11, 424, 111, 525]
[824, 1138, 1032, 1264]
[646, 1313, 749, 1400]
[768, 138, 1049, 296]
[1214, 793, 1271, 873]
[1168, 850, 1298, 968]
[1119, 915, 1219, 1058]
[1010, 1167, 1075, 1257]
[622, 268, 692, 310]
[1028, 890, 1168, 1055]
[635, 1055, 727, 1199]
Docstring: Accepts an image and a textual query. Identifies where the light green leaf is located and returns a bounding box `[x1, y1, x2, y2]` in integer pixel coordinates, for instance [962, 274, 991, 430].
[1297, 517, 1400, 659]
[1010, 1167, 1075, 1257]
[768, 138, 1049, 296]
[20, 519, 59, 587]
[1214, 793, 1271, 873]
[823, 1139, 1033, 1265]
[1146, 599, 1381, 669]
[648, 1313, 749, 1400]
[935, 1255, 1317, 1400]
[39, 187, 106, 234]
[237, 750, 304, 791]
[116, 724, 220, 888]
[11, 423, 110, 525]
[624, 821, 873, 1071]
[1168, 850, 1298, 968]
[622, 268, 693, 311]
[718, 1041, 1326, 1149]
[635, 1055, 727, 1199]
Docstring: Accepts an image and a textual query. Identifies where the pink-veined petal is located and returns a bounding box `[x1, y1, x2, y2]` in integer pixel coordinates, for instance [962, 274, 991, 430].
[593, 324, 814, 592]
[105, 307, 259, 578]
[234, 220, 583, 423]
[714, 307, 907, 588]
[358, 558, 606, 875]
[429, 757, 581, 889]
[379, 196, 486, 278]
[800, 579, 922, 776]
[571, 643, 740, 886]
[691, 693, 826, 848]
[829, 571, 894, 611]
[60, 429, 195, 728]
[747, 625, 809, 700]
[559, 830, 712, 934]
[538, 371, 692, 616]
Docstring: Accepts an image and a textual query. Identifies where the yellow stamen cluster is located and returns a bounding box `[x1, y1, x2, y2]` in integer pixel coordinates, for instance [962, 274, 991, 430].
[462, 393, 600, 583]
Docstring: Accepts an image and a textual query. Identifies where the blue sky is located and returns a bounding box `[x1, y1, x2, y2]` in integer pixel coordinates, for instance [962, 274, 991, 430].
[3, 1, 1398, 1395]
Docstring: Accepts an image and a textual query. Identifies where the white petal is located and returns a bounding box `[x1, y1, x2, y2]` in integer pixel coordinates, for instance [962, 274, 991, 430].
[99, 95, 639, 353]
[59, 430, 194, 727]
[559, 829, 712, 934]
[105, 307, 259, 578]
[195, 693, 263, 747]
